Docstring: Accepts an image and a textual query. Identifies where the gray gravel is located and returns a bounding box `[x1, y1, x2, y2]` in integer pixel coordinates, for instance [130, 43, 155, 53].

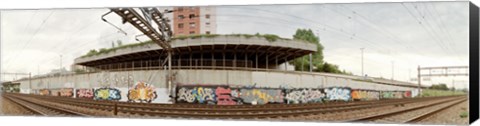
[417, 100, 469, 125]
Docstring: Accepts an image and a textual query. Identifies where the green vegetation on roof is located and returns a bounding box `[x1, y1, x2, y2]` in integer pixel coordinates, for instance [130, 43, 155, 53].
[79, 33, 305, 58]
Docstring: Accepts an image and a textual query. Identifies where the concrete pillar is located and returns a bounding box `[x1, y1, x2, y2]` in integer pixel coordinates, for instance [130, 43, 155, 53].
[255, 52, 258, 70]
[309, 53, 312, 72]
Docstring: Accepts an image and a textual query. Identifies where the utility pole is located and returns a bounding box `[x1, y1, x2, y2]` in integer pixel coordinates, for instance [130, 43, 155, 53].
[360, 48, 364, 77]
[452, 79, 455, 95]
[391, 61, 394, 80]
[29, 72, 31, 94]
[60, 55, 63, 69]
[417, 65, 421, 97]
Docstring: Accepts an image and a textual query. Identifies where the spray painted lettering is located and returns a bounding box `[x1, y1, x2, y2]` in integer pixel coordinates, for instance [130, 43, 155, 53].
[381, 91, 404, 99]
[76, 88, 94, 99]
[351, 90, 380, 100]
[39, 89, 50, 95]
[285, 89, 325, 104]
[404, 91, 412, 98]
[240, 89, 283, 105]
[94, 88, 121, 100]
[215, 87, 242, 105]
[176, 87, 216, 104]
[127, 82, 157, 103]
[324, 87, 351, 101]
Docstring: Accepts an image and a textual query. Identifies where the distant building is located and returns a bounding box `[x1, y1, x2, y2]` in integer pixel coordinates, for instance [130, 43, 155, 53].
[172, 6, 216, 36]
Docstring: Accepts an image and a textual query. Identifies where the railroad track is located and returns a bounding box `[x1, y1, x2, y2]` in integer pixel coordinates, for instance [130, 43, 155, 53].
[3, 93, 465, 120]
[350, 96, 467, 123]
[2, 93, 91, 117]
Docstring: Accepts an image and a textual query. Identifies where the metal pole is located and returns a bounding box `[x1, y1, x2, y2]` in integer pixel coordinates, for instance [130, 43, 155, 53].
[266, 53, 269, 69]
[222, 52, 225, 70]
[234, 52, 236, 68]
[29, 72, 31, 94]
[255, 52, 258, 70]
[167, 51, 172, 100]
[417, 65, 421, 97]
[60, 55, 62, 69]
[245, 53, 247, 68]
[391, 61, 394, 80]
[360, 48, 364, 76]
[301, 56, 304, 71]
[275, 56, 278, 69]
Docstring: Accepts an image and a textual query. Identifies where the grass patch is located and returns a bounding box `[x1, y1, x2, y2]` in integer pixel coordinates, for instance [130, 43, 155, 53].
[420, 89, 466, 97]
[460, 111, 468, 118]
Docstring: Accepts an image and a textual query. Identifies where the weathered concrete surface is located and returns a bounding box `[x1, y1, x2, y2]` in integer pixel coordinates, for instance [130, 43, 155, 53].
[17, 69, 417, 93]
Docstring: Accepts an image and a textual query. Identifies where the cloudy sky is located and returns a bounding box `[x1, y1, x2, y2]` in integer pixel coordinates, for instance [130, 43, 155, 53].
[0, 1, 470, 89]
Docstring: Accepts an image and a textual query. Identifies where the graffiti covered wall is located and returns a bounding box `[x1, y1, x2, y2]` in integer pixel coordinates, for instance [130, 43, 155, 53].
[127, 82, 157, 103]
[50, 88, 74, 97]
[324, 87, 351, 101]
[285, 89, 325, 104]
[240, 88, 284, 105]
[177, 87, 217, 104]
[39, 89, 50, 95]
[94, 88, 122, 100]
[381, 91, 404, 99]
[215, 87, 241, 105]
[351, 90, 380, 101]
[76, 88, 94, 99]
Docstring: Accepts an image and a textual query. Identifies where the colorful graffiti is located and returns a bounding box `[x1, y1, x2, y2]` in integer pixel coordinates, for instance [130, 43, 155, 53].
[127, 82, 157, 103]
[174, 86, 415, 105]
[48, 88, 73, 97]
[177, 87, 216, 104]
[381, 91, 404, 99]
[94, 88, 121, 100]
[58, 88, 73, 97]
[351, 90, 380, 100]
[240, 89, 284, 105]
[39, 89, 50, 95]
[324, 87, 351, 101]
[215, 87, 241, 105]
[76, 88, 94, 99]
[404, 91, 412, 98]
[285, 89, 325, 104]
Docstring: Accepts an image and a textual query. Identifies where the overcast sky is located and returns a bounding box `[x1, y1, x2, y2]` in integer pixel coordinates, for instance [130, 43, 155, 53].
[0, 1, 470, 89]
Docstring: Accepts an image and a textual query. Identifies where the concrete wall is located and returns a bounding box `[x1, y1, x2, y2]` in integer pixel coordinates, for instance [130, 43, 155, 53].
[18, 69, 417, 95]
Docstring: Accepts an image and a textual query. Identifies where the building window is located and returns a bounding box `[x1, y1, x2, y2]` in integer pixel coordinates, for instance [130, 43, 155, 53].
[178, 7, 183, 12]
[190, 31, 195, 34]
[189, 14, 196, 19]
[206, 22, 210, 25]
[205, 14, 210, 19]
[178, 15, 184, 19]
[178, 23, 184, 28]
[189, 22, 195, 28]
[206, 31, 210, 34]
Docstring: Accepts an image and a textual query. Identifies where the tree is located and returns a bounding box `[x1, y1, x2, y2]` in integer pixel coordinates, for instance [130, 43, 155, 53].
[290, 29, 324, 71]
[86, 49, 98, 56]
[289, 28, 350, 74]
[430, 84, 449, 91]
